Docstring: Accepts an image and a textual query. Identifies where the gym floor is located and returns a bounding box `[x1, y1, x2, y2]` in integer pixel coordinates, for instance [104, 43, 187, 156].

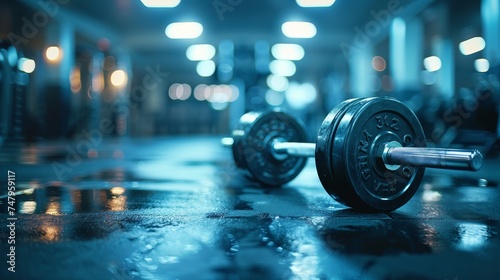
[1, 137, 499, 279]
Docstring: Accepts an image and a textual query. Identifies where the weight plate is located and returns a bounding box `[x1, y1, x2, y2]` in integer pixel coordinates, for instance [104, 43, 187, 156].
[316, 98, 363, 192]
[232, 110, 308, 186]
[316, 98, 373, 206]
[329, 96, 426, 211]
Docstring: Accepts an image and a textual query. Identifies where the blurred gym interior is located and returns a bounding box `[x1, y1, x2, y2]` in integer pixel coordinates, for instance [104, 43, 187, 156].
[1, 0, 500, 279]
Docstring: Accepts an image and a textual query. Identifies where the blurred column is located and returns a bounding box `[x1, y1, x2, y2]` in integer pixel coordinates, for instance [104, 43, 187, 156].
[218, 40, 234, 83]
[89, 48, 131, 138]
[43, 20, 75, 138]
[481, 0, 500, 136]
[322, 72, 347, 111]
[44, 21, 74, 98]
[114, 51, 132, 137]
[59, 22, 74, 93]
[390, 17, 406, 92]
[88, 51, 103, 134]
[390, 17, 424, 96]
[229, 78, 245, 130]
[406, 18, 424, 90]
[0, 49, 12, 143]
[350, 46, 373, 98]
[432, 37, 454, 98]
[482, 0, 500, 67]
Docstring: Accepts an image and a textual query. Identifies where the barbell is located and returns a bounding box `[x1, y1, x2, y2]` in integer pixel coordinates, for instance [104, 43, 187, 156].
[224, 96, 483, 211]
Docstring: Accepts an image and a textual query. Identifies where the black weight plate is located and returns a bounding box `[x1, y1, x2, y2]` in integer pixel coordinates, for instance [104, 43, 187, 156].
[316, 98, 364, 194]
[331, 96, 426, 211]
[316, 97, 375, 207]
[232, 110, 308, 186]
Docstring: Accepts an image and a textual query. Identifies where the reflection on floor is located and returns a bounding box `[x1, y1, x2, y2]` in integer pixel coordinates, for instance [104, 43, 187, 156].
[1, 137, 499, 279]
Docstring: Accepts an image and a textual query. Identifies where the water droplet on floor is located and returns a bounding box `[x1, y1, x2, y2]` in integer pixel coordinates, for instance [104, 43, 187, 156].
[157, 256, 179, 264]
[230, 244, 239, 252]
[140, 262, 158, 271]
[139, 270, 155, 279]
[132, 252, 142, 262]
[478, 178, 488, 187]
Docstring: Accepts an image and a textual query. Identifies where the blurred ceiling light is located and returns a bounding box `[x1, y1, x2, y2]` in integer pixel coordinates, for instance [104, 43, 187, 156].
[169, 83, 180, 100]
[210, 101, 228, 111]
[282, 21, 317, 38]
[228, 85, 239, 102]
[110, 69, 128, 88]
[266, 74, 289, 92]
[196, 60, 216, 77]
[45, 46, 61, 62]
[372, 56, 386, 72]
[177, 84, 191, 100]
[70, 66, 82, 93]
[269, 60, 296, 77]
[423, 56, 441, 72]
[141, 0, 180, 8]
[285, 82, 317, 109]
[209, 86, 231, 103]
[208, 85, 231, 110]
[194, 84, 208, 101]
[265, 90, 284, 106]
[17, 58, 36, 73]
[196, 84, 239, 103]
[165, 22, 203, 39]
[186, 44, 216, 61]
[168, 83, 191, 100]
[459, 37, 485, 55]
[271, 44, 305, 60]
[91, 71, 105, 92]
[474, 58, 490, 72]
[296, 0, 335, 7]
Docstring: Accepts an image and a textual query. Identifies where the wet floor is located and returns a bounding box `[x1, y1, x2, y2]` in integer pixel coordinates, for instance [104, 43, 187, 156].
[1, 137, 500, 279]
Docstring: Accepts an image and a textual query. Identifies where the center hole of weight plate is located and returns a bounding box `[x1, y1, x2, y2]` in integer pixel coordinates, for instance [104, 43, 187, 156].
[381, 141, 402, 171]
[371, 132, 402, 177]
